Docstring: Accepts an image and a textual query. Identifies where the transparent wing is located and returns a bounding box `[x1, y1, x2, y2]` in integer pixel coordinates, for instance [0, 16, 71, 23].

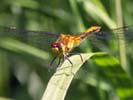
[0, 26, 59, 38]
[87, 26, 133, 56]
[0, 26, 60, 49]
[92, 25, 133, 41]
[0, 26, 60, 43]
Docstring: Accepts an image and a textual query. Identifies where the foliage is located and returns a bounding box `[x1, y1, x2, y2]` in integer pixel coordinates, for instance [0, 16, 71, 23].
[0, 0, 133, 100]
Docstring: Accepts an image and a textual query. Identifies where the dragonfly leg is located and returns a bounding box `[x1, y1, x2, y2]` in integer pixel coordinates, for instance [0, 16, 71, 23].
[50, 56, 57, 66]
[56, 56, 63, 68]
[64, 55, 74, 75]
[64, 55, 73, 66]
[70, 52, 83, 62]
[77, 53, 83, 62]
[48, 56, 57, 72]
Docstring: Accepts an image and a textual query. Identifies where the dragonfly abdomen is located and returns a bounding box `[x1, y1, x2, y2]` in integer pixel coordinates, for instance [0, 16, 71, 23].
[79, 26, 101, 40]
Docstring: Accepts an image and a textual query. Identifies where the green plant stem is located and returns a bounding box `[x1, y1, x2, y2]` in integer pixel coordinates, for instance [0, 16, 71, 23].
[115, 0, 128, 73]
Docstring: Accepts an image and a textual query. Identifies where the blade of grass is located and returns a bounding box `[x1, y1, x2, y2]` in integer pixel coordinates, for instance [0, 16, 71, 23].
[0, 38, 50, 60]
[81, 0, 117, 28]
[0, 97, 13, 100]
[0, 51, 9, 96]
[69, 0, 85, 32]
[115, 0, 128, 73]
[41, 52, 107, 100]
[93, 54, 133, 100]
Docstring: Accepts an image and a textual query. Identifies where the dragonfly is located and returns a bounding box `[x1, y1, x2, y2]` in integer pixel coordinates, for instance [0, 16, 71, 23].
[0, 25, 133, 69]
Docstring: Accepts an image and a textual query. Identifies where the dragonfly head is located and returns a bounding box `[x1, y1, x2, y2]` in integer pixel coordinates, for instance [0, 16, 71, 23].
[51, 42, 64, 55]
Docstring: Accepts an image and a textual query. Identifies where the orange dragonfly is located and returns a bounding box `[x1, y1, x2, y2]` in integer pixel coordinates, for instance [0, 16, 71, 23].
[0, 25, 132, 68]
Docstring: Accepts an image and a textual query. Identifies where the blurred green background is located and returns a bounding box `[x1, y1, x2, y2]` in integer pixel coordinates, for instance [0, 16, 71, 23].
[0, 0, 133, 100]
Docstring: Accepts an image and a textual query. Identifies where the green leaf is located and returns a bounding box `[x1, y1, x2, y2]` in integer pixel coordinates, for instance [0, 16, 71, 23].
[41, 52, 107, 100]
[81, 0, 117, 28]
[0, 38, 50, 60]
[93, 55, 133, 100]
[0, 97, 12, 100]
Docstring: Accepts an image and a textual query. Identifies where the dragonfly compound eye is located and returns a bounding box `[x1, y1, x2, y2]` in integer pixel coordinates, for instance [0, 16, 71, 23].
[51, 42, 62, 48]
[51, 42, 64, 55]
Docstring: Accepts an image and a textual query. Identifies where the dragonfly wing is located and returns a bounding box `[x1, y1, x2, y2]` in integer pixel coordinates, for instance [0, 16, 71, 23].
[93, 26, 133, 41]
[0, 26, 60, 51]
[87, 26, 133, 55]
[0, 26, 59, 38]
[0, 26, 60, 44]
